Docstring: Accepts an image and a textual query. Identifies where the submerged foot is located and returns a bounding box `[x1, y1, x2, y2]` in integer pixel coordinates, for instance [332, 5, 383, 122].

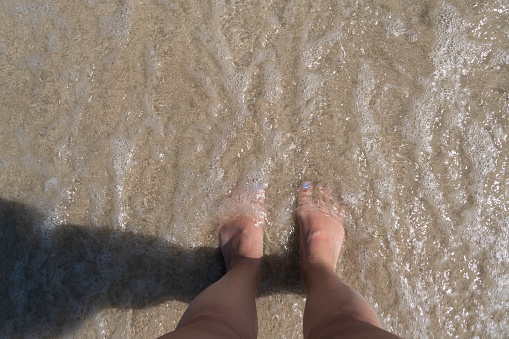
[218, 183, 266, 272]
[297, 182, 346, 271]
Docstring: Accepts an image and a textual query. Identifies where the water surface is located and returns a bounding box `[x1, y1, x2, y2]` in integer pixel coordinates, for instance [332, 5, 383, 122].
[0, 0, 508, 337]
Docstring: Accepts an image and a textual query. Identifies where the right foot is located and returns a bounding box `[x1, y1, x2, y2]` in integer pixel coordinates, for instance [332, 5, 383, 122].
[297, 182, 346, 271]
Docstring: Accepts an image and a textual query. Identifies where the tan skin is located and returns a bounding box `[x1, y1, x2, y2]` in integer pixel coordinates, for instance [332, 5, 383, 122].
[160, 183, 402, 339]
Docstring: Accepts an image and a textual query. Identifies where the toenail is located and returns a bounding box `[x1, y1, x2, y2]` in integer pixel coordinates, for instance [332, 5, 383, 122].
[302, 182, 310, 190]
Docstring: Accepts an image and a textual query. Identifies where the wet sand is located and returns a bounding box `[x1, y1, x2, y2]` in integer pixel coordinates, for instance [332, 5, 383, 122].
[1, 0, 508, 337]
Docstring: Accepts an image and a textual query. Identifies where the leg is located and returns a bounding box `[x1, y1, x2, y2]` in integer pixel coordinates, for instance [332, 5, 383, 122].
[298, 182, 402, 339]
[159, 184, 265, 339]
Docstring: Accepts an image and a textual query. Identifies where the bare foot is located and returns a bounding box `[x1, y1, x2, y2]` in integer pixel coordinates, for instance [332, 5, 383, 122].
[218, 183, 266, 272]
[298, 182, 346, 271]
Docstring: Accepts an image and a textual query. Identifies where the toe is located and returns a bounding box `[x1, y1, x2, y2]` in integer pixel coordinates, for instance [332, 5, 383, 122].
[248, 181, 266, 205]
[298, 181, 313, 208]
[314, 184, 325, 206]
[323, 185, 333, 204]
[219, 182, 267, 227]
[330, 192, 339, 209]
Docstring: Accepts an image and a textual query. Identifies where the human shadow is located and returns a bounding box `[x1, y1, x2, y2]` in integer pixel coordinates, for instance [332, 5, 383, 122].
[0, 198, 302, 337]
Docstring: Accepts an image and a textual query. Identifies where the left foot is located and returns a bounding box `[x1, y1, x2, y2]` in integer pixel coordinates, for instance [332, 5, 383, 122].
[218, 183, 266, 271]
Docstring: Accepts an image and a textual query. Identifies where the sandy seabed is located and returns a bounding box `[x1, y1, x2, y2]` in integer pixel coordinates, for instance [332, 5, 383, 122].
[1, 0, 508, 338]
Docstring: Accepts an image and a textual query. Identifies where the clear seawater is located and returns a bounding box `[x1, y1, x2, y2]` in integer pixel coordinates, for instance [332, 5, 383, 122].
[0, 0, 508, 337]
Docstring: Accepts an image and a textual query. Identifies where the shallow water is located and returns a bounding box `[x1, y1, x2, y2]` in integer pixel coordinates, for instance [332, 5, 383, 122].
[0, 0, 508, 337]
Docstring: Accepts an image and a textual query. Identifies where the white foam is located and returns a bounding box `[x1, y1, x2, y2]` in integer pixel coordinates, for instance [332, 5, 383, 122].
[355, 62, 395, 201]
[298, 73, 323, 105]
[111, 134, 134, 230]
[432, 4, 491, 79]
[1, 0, 508, 337]
[0, 156, 6, 175]
[111, 136, 134, 179]
[492, 124, 508, 144]
[385, 17, 407, 37]
[296, 19, 342, 131]
[145, 41, 162, 78]
[403, 3, 491, 152]
[99, 0, 133, 45]
[460, 121, 498, 253]
[7, 1, 56, 26]
[47, 30, 61, 53]
[264, 60, 283, 104]
[217, 183, 266, 228]
[466, 122, 498, 182]
[490, 49, 509, 66]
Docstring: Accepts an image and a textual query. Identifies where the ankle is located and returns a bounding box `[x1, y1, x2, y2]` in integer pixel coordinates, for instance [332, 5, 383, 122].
[226, 257, 262, 287]
[301, 257, 337, 290]
[300, 231, 342, 271]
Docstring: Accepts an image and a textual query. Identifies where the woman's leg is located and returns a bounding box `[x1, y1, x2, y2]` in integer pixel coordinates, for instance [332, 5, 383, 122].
[160, 184, 265, 339]
[298, 182, 402, 339]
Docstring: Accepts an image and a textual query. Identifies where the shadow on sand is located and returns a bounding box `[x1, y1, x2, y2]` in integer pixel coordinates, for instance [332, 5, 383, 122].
[0, 198, 302, 337]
